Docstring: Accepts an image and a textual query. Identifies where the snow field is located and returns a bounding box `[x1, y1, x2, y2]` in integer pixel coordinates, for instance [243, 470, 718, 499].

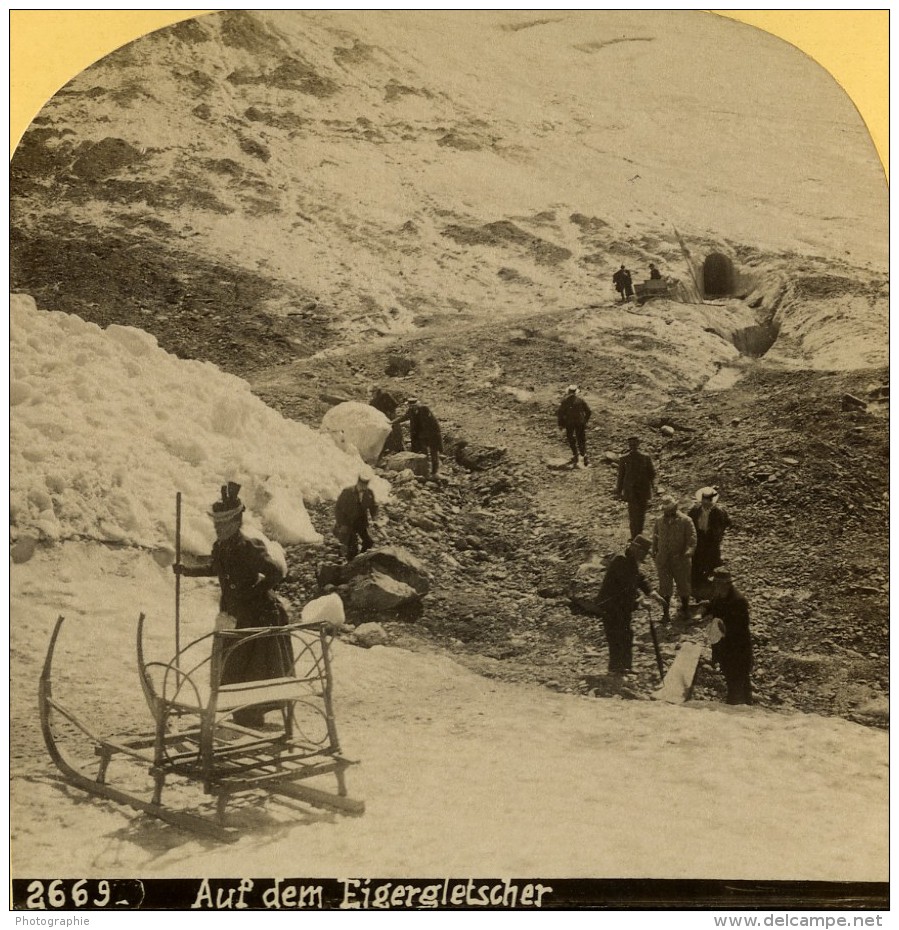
[10, 293, 389, 556]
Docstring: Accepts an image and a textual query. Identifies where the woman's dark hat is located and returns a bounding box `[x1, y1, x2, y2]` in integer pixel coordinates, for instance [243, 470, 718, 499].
[210, 482, 245, 522]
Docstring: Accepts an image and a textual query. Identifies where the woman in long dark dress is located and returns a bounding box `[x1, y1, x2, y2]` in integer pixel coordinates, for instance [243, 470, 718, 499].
[176, 482, 292, 727]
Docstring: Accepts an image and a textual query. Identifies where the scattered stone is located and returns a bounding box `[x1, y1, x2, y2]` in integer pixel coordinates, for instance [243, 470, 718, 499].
[340, 545, 431, 595]
[841, 393, 867, 411]
[316, 563, 343, 588]
[352, 622, 389, 648]
[409, 513, 441, 533]
[384, 452, 430, 477]
[659, 425, 675, 437]
[385, 355, 416, 376]
[341, 570, 419, 614]
[445, 436, 508, 471]
[782, 457, 800, 466]
[10, 536, 38, 564]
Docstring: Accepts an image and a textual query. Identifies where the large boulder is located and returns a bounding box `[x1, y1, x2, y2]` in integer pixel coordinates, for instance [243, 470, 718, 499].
[320, 402, 391, 464]
[445, 437, 508, 471]
[352, 622, 389, 648]
[384, 451, 430, 477]
[340, 545, 431, 595]
[341, 571, 419, 614]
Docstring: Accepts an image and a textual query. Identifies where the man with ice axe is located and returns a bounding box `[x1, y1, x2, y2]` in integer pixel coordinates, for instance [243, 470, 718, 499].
[595, 534, 667, 677]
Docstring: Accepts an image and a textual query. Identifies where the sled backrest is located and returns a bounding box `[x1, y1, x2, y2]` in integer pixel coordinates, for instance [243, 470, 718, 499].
[139, 618, 341, 754]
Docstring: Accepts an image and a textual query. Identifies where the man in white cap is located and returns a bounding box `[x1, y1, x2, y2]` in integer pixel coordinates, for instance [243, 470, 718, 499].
[652, 495, 696, 621]
[556, 384, 592, 468]
[334, 474, 379, 561]
[688, 486, 732, 595]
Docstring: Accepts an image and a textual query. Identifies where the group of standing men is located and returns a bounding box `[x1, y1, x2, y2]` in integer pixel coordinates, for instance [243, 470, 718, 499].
[611, 262, 663, 302]
[350, 380, 751, 706]
[600, 436, 751, 704]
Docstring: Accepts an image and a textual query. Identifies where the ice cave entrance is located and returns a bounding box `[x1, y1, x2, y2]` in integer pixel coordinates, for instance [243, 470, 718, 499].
[702, 252, 736, 298]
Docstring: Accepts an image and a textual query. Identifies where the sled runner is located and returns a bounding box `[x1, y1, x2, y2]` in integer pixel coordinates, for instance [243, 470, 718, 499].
[39, 614, 363, 842]
[653, 641, 704, 704]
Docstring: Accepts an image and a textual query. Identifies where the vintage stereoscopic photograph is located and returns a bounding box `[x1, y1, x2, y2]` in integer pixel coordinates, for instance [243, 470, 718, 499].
[9, 9, 887, 909]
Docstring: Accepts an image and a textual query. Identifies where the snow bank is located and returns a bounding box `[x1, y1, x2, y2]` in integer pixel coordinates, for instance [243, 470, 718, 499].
[10, 293, 388, 555]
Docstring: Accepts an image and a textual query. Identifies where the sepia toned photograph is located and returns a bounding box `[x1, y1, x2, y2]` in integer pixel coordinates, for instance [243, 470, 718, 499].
[9, 9, 887, 911]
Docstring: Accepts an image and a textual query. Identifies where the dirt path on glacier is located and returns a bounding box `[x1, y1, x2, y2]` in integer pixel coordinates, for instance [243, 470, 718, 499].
[250, 293, 889, 729]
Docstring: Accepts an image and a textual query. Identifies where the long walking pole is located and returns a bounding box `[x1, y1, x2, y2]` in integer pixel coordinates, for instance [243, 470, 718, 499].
[175, 492, 182, 663]
[646, 604, 665, 685]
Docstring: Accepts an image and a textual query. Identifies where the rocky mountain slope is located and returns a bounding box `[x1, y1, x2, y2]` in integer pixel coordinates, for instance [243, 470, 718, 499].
[10, 10, 889, 728]
[11, 11, 886, 361]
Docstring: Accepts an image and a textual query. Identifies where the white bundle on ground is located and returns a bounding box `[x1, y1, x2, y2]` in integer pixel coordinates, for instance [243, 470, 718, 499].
[10, 293, 389, 555]
[320, 401, 392, 465]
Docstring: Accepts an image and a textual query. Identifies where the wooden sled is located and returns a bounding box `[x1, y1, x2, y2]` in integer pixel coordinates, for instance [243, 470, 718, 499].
[652, 641, 704, 704]
[39, 614, 363, 842]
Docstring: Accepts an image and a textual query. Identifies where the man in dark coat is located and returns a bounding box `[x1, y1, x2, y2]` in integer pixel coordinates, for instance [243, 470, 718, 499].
[370, 387, 404, 454]
[175, 482, 292, 728]
[688, 486, 732, 594]
[595, 534, 667, 674]
[556, 384, 592, 468]
[649, 262, 662, 280]
[334, 475, 379, 561]
[703, 567, 753, 705]
[612, 264, 634, 302]
[394, 398, 443, 476]
[616, 435, 657, 538]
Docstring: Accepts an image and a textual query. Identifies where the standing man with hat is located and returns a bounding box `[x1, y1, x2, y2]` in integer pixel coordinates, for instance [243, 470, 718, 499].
[652, 495, 697, 621]
[556, 384, 592, 468]
[616, 435, 658, 538]
[394, 397, 443, 477]
[612, 264, 634, 302]
[334, 474, 379, 561]
[703, 566, 753, 705]
[595, 534, 667, 675]
[688, 486, 732, 595]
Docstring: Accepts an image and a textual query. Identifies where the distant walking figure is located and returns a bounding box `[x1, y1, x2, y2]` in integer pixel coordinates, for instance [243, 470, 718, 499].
[556, 385, 592, 468]
[616, 436, 657, 538]
[613, 265, 634, 302]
